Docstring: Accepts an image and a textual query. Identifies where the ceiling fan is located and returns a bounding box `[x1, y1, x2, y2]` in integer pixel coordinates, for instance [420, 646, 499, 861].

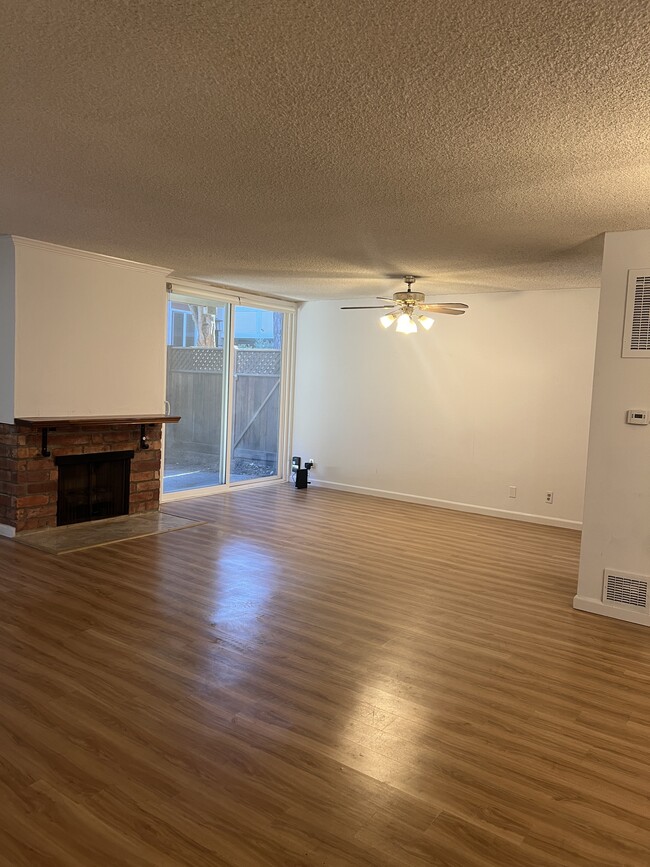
[341, 275, 468, 333]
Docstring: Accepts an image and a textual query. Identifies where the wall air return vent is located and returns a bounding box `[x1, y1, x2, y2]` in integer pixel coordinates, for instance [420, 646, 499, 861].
[622, 270, 650, 357]
[603, 570, 649, 611]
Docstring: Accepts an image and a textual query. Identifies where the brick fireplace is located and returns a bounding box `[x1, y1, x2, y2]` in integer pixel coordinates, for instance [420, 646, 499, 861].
[0, 421, 164, 534]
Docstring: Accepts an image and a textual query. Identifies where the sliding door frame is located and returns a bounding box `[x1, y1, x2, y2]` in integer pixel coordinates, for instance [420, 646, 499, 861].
[161, 278, 297, 503]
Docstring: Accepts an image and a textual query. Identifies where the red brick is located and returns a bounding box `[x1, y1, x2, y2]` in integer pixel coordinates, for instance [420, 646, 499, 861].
[131, 458, 160, 473]
[131, 491, 154, 502]
[16, 494, 50, 508]
[18, 516, 53, 532]
[134, 480, 160, 492]
[17, 469, 52, 484]
[27, 481, 57, 495]
[131, 471, 154, 482]
[16, 503, 56, 518]
[102, 431, 132, 443]
[30, 504, 57, 518]
[132, 500, 159, 513]
[59, 435, 92, 446]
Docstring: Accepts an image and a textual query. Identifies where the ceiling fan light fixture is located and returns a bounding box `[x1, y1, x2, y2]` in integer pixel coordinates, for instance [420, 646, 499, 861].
[395, 313, 417, 334]
[379, 312, 398, 328]
[342, 275, 468, 332]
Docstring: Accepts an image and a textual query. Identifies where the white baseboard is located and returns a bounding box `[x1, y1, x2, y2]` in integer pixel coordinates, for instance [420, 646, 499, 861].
[311, 479, 582, 530]
[0, 523, 16, 538]
[573, 595, 650, 627]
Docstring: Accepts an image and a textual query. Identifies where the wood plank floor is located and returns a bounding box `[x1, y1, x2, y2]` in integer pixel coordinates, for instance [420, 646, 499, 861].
[1, 484, 649, 865]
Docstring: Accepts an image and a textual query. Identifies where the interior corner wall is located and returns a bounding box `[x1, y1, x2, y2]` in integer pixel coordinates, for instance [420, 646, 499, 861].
[13, 241, 169, 418]
[575, 229, 650, 625]
[0, 236, 16, 423]
[293, 288, 599, 527]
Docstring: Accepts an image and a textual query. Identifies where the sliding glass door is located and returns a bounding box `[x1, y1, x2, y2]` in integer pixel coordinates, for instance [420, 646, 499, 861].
[163, 291, 290, 496]
[230, 306, 284, 483]
[163, 294, 229, 494]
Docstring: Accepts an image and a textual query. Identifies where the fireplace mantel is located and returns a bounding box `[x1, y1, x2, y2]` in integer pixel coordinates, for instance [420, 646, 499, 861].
[14, 415, 180, 457]
[14, 414, 180, 426]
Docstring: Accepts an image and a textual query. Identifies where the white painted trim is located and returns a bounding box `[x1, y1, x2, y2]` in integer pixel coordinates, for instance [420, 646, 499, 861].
[161, 477, 284, 503]
[573, 595, 650, 627]
[161, 485, 227, 503]
[310, 479, 583, 529]
[229, 474, 282, 489]
[168, 278, 297, 312]
[0, 523, 16, 538]
[9, 235, 172, 274]
[160, 288, 171, 499]
[280, 311, 297, 480]
[224, 302, 235, 485]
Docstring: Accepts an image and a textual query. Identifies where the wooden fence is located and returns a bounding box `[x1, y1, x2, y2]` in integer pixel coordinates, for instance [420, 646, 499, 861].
[166, 348, 282, 463]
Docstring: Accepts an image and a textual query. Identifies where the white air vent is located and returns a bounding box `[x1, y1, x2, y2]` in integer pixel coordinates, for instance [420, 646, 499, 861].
[603, 570, 649, 610]
[622, 270, 650, 357]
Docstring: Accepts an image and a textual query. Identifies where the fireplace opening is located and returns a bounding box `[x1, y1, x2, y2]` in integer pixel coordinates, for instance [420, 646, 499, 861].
[55, 450, 134, 526]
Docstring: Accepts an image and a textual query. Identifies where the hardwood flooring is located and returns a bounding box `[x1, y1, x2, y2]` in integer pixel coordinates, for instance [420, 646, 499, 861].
[0, 484, 649, 865]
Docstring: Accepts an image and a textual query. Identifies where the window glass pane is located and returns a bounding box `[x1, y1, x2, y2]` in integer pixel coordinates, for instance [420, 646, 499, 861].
[164, 296, 228, 493]
[230, 307, 284, 482]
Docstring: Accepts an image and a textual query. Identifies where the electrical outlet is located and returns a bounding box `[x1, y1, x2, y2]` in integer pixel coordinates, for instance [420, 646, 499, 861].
[509, 486, 517, 498]
[546, 491, 554, 504]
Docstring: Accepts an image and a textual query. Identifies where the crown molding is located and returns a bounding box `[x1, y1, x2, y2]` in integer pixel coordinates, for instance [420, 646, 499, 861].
[8, 236, 172, 275]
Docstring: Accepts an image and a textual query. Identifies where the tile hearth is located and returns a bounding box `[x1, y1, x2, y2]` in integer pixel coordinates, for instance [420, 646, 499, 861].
[15, 511, 203, 554]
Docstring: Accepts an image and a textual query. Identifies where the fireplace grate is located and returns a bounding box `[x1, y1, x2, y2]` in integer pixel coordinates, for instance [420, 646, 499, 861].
[55, 450, 134, 526]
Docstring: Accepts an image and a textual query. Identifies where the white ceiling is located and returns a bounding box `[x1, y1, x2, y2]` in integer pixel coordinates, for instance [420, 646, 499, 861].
[1, 1, 649, 300]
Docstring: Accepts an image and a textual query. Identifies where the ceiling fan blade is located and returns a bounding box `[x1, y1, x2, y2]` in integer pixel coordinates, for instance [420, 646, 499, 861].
[418, 306, 466, 315]
[423, 302, 468, 309]
[418, 304, 469, 313]
[340, 305, 397, 310]
[376, 296, 397, 302]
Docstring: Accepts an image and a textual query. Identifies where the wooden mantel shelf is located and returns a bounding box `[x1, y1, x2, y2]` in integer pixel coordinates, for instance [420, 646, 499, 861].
[14, 415, 180, 457]
[15, 415, 180, 426]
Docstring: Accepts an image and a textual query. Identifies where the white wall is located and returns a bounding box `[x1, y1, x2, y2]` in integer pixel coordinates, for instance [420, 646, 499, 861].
[0, 236, 16, 423]
[293, 288, 599, 527]
[12, 238, 170, 418]
[575, 229, 650, 624]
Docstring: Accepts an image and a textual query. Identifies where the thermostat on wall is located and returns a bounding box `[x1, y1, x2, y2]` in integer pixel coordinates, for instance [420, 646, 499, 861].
[626, 409, 649, 425]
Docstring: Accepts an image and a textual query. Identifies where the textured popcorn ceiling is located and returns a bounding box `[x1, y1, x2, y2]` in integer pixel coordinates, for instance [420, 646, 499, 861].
[1, 0, 649, 300]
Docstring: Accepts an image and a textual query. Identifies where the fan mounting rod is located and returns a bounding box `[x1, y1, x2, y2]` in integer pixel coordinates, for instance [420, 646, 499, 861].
[394, 275, 424, 305]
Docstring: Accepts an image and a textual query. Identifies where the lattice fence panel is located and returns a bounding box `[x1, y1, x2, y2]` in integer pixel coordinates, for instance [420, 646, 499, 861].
[235, 349, 282, 376]
[168, 347, 281, 376]
[168, 347, 223, 373]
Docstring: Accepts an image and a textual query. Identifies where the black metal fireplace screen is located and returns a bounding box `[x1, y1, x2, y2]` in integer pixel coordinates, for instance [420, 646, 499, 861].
[55, 450, 134, 526]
